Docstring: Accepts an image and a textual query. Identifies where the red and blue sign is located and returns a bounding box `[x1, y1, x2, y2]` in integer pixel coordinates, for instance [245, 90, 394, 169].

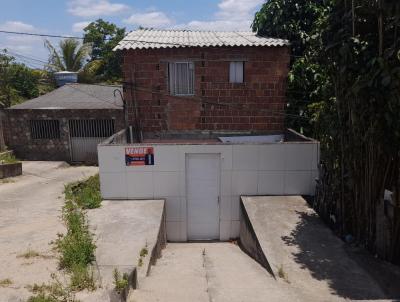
[125, 147, 155, 166]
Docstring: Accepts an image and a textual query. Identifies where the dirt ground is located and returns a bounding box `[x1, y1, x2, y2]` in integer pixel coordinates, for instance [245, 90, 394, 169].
[0, 161, 98, 302]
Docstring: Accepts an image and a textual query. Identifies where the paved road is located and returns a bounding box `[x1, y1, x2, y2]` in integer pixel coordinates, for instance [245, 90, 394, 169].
[129, 243, 299, 302]
[0, 161, 98, 302]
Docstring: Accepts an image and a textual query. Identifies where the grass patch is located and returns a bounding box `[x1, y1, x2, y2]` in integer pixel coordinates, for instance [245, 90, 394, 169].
[0, 152, 19, 164]
[17, 249, 40, 259]
[113, 269, 129, 295]
[0, 278, 13, 287]
[64, 174, 101, 209]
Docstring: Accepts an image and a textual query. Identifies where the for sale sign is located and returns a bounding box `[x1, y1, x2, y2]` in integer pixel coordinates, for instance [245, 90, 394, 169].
[125, 147, 155, 166]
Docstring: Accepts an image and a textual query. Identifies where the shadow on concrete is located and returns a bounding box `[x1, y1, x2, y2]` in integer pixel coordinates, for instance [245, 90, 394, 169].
[281, 210, 400, 301]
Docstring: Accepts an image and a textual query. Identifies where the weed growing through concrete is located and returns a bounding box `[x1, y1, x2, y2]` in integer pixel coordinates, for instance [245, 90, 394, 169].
[64, 174, 101, 209]
[113, 268, 129, 295]
[277, 265, 289, 283]
[138, 257, 143, 267]
[17, 249, 40, 259]
[55, 199, 96, 290]
[0, 278, 13, 287]
[140, 246, 148, 258]
[27, 274, 78, 302]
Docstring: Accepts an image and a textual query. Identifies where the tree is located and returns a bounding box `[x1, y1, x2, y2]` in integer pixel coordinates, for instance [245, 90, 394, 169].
[252, 0, 331, 134]
[0, 51, 54, 108]
[0, 52, 18, 108]
[45, 38, 91, 72]
[253, 0, 400, 264]
[83, 19, 126, 82]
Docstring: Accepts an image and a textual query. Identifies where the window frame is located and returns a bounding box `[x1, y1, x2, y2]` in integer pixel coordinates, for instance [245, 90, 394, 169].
[29, 119, 61, 140]
[168, 61, 195, 96]
[229, 61, 245, 83]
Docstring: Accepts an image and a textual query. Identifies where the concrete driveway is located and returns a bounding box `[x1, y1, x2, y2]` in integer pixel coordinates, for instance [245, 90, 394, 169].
[0, 161, 98, 302]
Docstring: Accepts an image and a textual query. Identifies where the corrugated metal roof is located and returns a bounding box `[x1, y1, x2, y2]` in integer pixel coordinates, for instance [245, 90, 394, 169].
[9, 84, 123, 110]
[114, 29, 289, 51]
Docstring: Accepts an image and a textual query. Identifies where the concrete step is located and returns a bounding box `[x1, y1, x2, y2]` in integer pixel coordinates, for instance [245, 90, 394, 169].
[128, 243, 298, 302]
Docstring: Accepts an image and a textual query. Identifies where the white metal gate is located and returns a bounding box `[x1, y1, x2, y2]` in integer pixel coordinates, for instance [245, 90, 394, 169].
[186, 153, 220, 240]
[69, 119, 115, 163]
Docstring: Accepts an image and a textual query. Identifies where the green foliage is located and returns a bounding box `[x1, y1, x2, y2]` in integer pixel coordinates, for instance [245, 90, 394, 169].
[45, 39, 91, 72]
[56, 200, 96, 270]
[27, 275, 79, 302]
[64, 174, 102, 209]
[113, 268, 129, 294]
[83, 19, 126, 82]
[253, 0, 400, 263]
[27, 295, 57, 302]
[252, 0, 332, 134]
[139, 247, 148, 258]
[0, 152, 19, 164]
[69, 264, 96, 291]
[0, 51, 56, 108]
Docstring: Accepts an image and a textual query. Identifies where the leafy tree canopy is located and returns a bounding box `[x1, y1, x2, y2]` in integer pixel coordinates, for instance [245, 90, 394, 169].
[83, 19, 125, 82]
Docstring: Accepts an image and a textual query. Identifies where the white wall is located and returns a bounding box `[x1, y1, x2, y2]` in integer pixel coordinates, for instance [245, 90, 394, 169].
[98, 142, 319, 241]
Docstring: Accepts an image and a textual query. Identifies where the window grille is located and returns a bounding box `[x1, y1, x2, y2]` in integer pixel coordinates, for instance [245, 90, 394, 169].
[229, 61, 244, 83]
[68, 119, 115, 138]
[30, 120, 61, 139]
[168, 62, 194, 95]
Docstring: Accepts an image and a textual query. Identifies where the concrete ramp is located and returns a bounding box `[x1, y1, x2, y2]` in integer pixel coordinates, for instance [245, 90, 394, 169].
[240, 196, 393, 301]
[78, 199, 166, 302]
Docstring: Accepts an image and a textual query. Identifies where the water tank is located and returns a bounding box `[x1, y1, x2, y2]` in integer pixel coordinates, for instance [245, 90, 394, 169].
[54, 71, 78, 87]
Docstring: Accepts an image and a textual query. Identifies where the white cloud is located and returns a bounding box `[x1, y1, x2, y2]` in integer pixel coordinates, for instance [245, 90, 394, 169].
[176, 0, 263, 31]
[0, 21, 36, 32]
[123, 11, 173, 28]
[72, 21, 91, 33]
[68, 0, 129, 17]
[0, 21, 49, 68]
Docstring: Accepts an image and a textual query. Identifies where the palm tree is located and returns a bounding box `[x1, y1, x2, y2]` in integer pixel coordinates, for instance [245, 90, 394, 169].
[45, 38, 91, 72]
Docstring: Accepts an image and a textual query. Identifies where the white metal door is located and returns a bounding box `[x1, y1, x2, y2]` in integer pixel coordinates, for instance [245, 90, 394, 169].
[69, 119, 115, 163]
[186, 153, 220, 240]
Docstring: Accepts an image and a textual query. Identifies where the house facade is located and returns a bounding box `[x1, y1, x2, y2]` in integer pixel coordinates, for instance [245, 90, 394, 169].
[116, 29, 290, 138]
[99, 29, 319, 242]
[5, 84, 124, 163]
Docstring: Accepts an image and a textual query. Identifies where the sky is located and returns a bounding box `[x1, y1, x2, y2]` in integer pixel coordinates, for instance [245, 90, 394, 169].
[0, 0, 264, 68]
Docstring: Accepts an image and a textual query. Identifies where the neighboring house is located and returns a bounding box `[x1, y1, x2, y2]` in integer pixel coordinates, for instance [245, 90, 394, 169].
[4, 81, 124, 163]
[98, 29, 320, 242]
[115, 29, 290, 137]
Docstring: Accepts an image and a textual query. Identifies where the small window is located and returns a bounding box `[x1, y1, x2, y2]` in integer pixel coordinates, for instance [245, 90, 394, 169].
[30, 120, 60, 139]
[229, 61, 244, 83]
[169, 62, 194, 95]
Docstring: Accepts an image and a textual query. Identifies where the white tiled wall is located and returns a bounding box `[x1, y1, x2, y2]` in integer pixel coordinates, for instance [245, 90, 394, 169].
[98, 142, 319, 241]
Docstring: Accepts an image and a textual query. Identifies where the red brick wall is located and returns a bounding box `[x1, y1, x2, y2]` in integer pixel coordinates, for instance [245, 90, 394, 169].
[122, 46, 290, 134]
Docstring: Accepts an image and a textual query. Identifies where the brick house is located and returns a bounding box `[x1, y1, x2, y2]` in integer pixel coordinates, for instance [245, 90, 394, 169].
[96, 30, 320, 242]
[115, 29, 290, 139]
[4, 83, 124, 163]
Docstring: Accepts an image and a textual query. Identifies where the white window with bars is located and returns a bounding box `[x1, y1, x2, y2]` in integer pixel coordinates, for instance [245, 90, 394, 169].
[168, 62, 195, 95]
[229, 61, 244, 83]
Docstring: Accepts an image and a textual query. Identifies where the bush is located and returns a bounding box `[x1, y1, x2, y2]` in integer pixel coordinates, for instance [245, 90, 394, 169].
[0, 152, 19, 164]
[64, 174, 101, 209]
